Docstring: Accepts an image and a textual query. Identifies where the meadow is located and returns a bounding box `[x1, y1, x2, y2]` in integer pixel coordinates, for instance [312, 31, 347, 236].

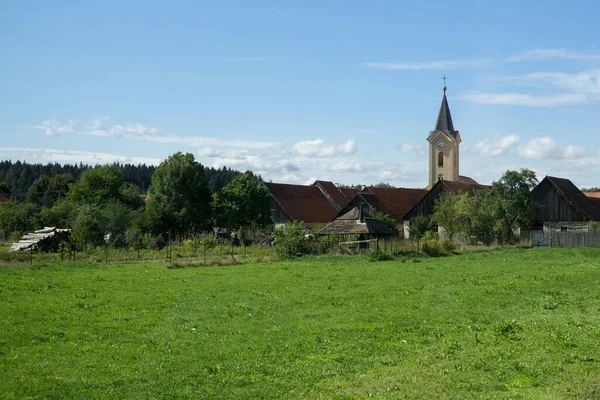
[1, 248, 600, 399]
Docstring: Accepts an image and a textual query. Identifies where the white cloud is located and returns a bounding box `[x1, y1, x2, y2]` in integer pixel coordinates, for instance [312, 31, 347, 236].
[364, 58, 492, 71]
[397, 142, 426, 155]
[212, 155, 299, 174]
[516, 137, 586, 159]
[378, 170, 402, 180]
[197, 148, 249, 159]
[472, 134, 520, 157]
[292, 139, 357, 157]
[506, 48, 600, 63]
[496, 70, 600, 94]
[457, 91, 593, 107]
[0, 147, 162, 165]
[326, 160, 366, 173]
[33, 117, 278, 149]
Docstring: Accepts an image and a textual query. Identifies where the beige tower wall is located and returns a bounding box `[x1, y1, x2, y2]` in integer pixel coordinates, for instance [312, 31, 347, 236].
[427, 133, 460, 188]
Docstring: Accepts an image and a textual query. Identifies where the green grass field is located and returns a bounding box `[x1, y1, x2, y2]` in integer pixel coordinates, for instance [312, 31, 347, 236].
[2, 248, 600, 399]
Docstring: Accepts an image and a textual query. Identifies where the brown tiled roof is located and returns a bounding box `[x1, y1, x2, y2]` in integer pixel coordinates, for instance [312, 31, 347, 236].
[312, 180, 352, 209]
[545, 176, 600, 221]
[441, 180, 490, 193]
[362, 186, 428, 221]
[457, 175, 479, 185]
[265, 182, 338, 224]
[584, 192, 600, 199]
[0, 192, 11, 202]
[317, 207, 395, 235]
[339, 187, 360, 199]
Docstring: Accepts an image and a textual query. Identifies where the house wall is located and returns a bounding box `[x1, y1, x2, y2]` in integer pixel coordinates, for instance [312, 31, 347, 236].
[543, 221, 589, 232]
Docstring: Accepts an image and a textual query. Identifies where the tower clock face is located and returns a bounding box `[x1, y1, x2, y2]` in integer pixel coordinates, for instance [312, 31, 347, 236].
[437, 141, 444, 148]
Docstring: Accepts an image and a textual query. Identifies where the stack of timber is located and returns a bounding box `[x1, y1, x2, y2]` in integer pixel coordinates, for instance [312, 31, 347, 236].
[9, 227, 71, 252]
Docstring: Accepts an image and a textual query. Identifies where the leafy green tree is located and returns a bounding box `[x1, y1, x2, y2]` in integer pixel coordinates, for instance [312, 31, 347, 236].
[373, 210, 399, 233]
[408, 213, 430, 252]
[39, 199, 78, 229]
[102, 199, 135, 247]
[119, 182, 145, 209]
[0, 201, 39, 238]
[0, 181, 11, 195]
[490, 169, 538, 241]
[146, 152, 212, 235]
[431, 192, 471, 239]
[68, 165, 123, 206]
[212, 174, 272, 235]
[71, 205, 106, 248]
[466, 189, 495, 244]
[26, 173, 75, 207]
[274, 221, 311, 258]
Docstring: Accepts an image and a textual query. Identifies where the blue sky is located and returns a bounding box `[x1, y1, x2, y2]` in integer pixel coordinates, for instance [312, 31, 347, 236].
[2, 0, 600, 188]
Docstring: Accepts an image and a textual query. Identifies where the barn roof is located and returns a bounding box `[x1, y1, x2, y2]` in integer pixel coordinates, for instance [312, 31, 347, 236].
[440, 180, 490, 193]
[361, 186, 428, 221]
[404, 179, 490, 220]
[457, 175, 479, 185]
[312, 180, 353, 210]
[543, 176, 600, 221]
[317, 207, 395, 236]
[265, 182, 338, 223]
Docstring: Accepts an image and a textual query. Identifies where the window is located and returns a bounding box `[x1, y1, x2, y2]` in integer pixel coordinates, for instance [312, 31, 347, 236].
[438, 174, 443, 181]
[438, 151, 444, 167]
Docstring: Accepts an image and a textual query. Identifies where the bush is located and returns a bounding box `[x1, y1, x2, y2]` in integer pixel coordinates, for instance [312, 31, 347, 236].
[274, 221, 311, 259]
[369, 251, 393, 262]
[147, 235, 167, 250]
[420, 231, 445, 257]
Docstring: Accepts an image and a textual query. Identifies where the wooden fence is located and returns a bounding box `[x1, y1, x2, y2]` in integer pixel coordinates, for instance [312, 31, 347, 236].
[550, 231, 600, 247]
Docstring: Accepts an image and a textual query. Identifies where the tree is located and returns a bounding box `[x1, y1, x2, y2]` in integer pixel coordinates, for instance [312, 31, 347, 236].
[26, 173, 75, 207]
[431, 192, 471, 239]
[71, 205, 106, 248]
[39, 199, 78, 229]
[102, 199, 135, 247]
[146, 152, 212, 235]
[490, 169, 538, 241]
[68, 165, 123, 206]
[212, 174, 272, 235]
[408, 213, 430, 252]
[466, 189, 495, 244]
[119, 182, 145, 209]
[0, 201, 39, 238]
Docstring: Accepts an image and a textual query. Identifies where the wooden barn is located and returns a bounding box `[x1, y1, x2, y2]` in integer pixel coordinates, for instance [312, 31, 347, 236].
[333, 186, 428, 237]
[317, 205, 395, 237]
[403, 179, 490, 238]
[265, 181, 358, 228]
[532, 176, 600, 231]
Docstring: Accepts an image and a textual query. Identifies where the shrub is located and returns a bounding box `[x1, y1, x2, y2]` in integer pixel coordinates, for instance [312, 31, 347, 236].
[369, 251, 393, 262]
[147, 235, 167, 250]
[274, 221, 311, 259]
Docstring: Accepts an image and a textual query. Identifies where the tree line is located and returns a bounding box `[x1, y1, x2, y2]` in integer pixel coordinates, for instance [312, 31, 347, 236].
[0, 160, 253, 200]
[0, 153, 270, 250]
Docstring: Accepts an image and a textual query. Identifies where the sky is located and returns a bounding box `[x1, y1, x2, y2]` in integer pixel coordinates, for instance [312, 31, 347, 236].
[2, 0, 600, 188]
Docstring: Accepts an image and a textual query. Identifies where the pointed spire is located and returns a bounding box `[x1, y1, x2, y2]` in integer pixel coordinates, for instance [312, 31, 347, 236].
[433, 86, 457, 138]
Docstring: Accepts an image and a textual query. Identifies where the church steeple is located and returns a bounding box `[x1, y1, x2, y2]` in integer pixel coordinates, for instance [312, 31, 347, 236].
[432, 86, 458, 139]
[426, 84, 461, 189]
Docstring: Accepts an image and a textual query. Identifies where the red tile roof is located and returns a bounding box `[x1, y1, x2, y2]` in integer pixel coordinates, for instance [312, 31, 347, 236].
[312, 180, 352, 209]
[584, 192, 600, 199]
[266, 182, 338, 224]
[362, 186, 428, 221]
[457, 175, 479, 185]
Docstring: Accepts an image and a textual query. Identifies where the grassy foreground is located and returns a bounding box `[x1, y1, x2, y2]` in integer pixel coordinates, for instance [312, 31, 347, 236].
[1, 248, 600, 399]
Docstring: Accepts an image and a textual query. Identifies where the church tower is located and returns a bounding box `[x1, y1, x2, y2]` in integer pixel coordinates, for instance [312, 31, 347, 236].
[427, 85, 461, 189]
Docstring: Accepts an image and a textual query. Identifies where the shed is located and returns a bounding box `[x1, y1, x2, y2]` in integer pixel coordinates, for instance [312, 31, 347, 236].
[532, 176, 600, 231]
[317, 206, 395, 236]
